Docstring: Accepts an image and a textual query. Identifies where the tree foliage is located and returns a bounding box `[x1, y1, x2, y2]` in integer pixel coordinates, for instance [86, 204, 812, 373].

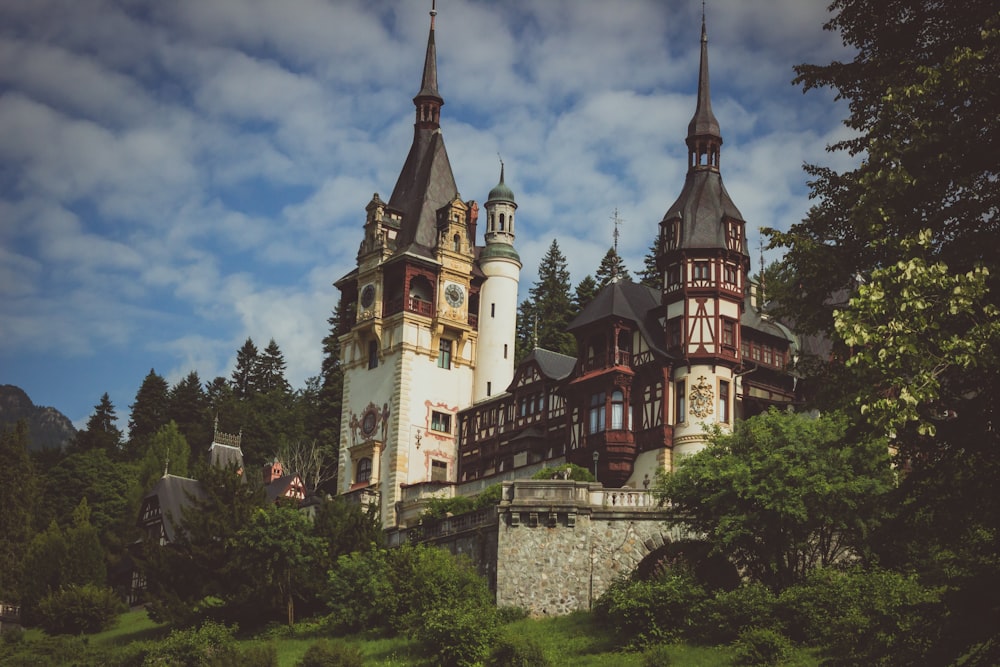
[572, 274, 599, 314]
[73, 393, 122, 456]
[516, 240, 576, 360]
[168, 371, 211, 452]
[128, 369, 170, 460]
[594, 246, 630, 288]
[657, 409, 892, 590]
[767, 3, 1000, 661]
[0, 420, 36, 599]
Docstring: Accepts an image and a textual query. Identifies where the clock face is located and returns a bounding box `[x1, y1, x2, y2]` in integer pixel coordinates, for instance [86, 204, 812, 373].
[444, 283, 465, 308]
[360, 284, 375, 308]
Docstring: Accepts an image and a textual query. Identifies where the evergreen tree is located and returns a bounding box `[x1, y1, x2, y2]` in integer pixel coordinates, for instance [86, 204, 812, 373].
[639, 237, 660, 288]
[515, 240, 576, 360]
[311, 301, 345, 469]
[230, 338, 260, 398]
[573, 275, 599, 314]
[258, 339, 291, 395]
[73, 393, 123, 456]
[594, 247, 631, 288]
[168, 371, 210, 449]
[128, 369, 170, 460]
[0, 421, 37, 599]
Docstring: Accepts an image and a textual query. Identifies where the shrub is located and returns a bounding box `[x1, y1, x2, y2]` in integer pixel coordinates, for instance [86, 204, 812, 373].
[1, 625, 24, 645]
[594, 568, 707, 648]
[640, 643, 674, 667]
[531, 463, 594, 482]
[143, 620, 239, 666]
[496, 605, 530, 624]
[776, 567, 938, 665]
[472, 483, 504, 510]
[325, 548, 394, 634]
[238, 641, 278, 667]
[421, 495, 475, 520]
[418, 601, 498, 667]
[690, 582, 778, 645]
[486, 634, 549, 667]
[297, 638, 364, 667]
[733, 627, 792, 666]
[36, 584, 125, 635]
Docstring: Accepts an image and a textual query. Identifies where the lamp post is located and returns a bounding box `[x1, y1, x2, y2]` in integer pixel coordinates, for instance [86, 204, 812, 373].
[592, 450, 600, 482]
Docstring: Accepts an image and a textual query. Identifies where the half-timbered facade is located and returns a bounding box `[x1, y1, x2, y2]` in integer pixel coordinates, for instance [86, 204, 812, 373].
[337, 9, 803, 528]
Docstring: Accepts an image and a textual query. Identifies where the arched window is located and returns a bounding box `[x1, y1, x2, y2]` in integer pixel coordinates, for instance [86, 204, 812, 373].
[611, 390, 625, 430]
[499, 213, 505, 231]
[356, 457, 372, 484]
[453, 234, 461, 252]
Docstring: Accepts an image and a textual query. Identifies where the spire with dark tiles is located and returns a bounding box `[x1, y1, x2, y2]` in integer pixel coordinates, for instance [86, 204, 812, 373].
[686, 12, 722, 172]
[414, 0, 443, 130]
[388, 1, 459, 253]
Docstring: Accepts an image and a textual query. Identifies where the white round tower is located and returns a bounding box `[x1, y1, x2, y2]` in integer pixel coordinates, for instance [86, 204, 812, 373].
[474, 164, 521, 402]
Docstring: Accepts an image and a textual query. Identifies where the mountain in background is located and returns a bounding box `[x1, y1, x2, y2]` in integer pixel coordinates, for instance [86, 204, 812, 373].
[0, 384, 76, 451]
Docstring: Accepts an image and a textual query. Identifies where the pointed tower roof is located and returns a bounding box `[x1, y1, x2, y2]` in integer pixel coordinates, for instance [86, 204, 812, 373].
[487, 162, 515, 205]
[661, 15, 747, 256]
[388, 2, 459, 256]
[687, 16, 721, 141]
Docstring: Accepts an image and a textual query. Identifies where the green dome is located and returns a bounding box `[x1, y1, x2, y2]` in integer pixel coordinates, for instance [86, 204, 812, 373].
[480, 243, 521, 262]
[486, 164, 515, 204]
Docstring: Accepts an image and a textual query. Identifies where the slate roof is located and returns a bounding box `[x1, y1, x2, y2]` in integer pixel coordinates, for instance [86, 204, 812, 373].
[141, 474, 205, 543]
[209, 441, 244, 470]
[662, 170, 746, 252]
[521, 348, 576, 381]
[568, 280, 671, 359]
[387, 17, 459, 257]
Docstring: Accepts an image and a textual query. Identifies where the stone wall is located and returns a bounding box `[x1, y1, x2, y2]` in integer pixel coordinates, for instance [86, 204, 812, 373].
[494, 480, 679, 615]
[393, 479, 685, 615]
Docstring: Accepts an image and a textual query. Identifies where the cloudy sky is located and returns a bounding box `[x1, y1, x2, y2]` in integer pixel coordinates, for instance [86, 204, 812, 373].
[0, 0, 856, 429]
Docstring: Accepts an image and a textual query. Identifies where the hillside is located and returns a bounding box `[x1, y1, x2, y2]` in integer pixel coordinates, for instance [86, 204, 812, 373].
[0, 384, 76, 451]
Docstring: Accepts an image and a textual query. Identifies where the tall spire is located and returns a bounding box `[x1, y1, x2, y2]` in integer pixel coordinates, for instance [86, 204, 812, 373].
[414, 1, 443, 130]
[686, 10, 722, 172]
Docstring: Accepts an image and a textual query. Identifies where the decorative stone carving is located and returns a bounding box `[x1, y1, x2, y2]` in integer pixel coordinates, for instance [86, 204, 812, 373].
[690, 375, 715, 419]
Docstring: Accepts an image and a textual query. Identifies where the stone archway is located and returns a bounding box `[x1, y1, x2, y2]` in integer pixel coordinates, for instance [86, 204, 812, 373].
[633, 538, 739, 590]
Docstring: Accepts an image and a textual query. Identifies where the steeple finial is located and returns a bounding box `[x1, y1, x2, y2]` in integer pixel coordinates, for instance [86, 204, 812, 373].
[414, 0, 443, 129]
[686, 8, 722, 172]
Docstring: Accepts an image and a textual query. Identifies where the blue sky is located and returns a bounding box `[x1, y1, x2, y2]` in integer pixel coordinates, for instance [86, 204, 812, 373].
[0, 0, 855, 430]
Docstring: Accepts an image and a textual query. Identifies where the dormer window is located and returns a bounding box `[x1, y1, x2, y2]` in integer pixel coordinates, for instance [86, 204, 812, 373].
[693, 261, 710, 281]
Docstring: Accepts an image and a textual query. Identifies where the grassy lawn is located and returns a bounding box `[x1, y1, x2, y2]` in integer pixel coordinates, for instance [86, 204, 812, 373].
[2, 608, 822, 666]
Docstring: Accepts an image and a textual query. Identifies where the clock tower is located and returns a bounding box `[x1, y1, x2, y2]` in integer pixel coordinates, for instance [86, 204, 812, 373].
[335, 5, 517, 527]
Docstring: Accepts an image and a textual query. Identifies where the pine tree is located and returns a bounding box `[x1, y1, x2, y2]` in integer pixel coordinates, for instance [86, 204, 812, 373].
[316, 302, 345, 443]
[639, 237, 660, 288]
[128, 369, 170, 460]
[573, 275, 599, 314]
[138, 421, 191, 492]
[516, 240, 576, 360]
[169, 371, 210, 449]
[258, 339, 291, 395]
[74, 393, 123, 456]
[594, 247, 631, 288]
[231, 338, 260, 398]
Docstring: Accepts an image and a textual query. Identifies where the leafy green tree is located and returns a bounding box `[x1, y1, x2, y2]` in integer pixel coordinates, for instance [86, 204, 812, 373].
[769, 3, 1000, 661]
[137, 421, 191, 492]
[38, 448, 136, 551]
[230, 338, 260, 399]
[140, 463, 266, 625]
[573, 274, 599, 314]
[127, 369, 170, 460]
[72, 393, 123, 456]
[657, 409, 892, 591]
[311, 496, 383, 566]
[0, 420, 37, 599]
[230, 505, 324, 625]
[18, 499, 106, 624]
[516, 240, 576, 360]
[594, 247, 630, 288]
[168, 371, 211, 451]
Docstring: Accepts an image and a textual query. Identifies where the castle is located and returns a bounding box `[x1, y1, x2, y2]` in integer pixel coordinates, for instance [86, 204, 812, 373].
[335, 6, 801, 531]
